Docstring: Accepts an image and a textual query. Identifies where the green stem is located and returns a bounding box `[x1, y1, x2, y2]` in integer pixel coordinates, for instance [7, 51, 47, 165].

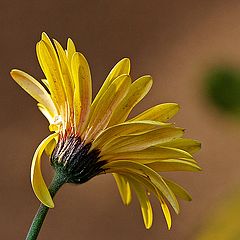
[25, 172, 66, 240]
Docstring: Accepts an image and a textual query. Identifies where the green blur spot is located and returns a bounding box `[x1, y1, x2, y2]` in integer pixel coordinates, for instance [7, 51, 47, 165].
[205, 66, 240, 116]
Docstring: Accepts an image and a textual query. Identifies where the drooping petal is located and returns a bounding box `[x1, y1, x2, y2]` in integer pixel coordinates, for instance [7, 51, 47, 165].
[71, 52, 92, 133]
[92, 120, 171, 150]
[85, 74, 131, 141]
[129, 178, 153, 229]
[108, 75, 153, 126]
[90, 58, 130, 116]
[31, 133, 58, 208]
[104, 160, 179, 213]
[10, 70, 57, 117]
[101, 127, 184, 154]
[159, 196, 172, 229]
[130, 103, 180, 122]
[113, 173, 132, 205]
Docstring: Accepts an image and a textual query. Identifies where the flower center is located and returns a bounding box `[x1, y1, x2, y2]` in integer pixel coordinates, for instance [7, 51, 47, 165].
[50, 134, 106, 184]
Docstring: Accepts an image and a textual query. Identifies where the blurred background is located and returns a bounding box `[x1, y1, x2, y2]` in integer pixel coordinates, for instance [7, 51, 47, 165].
[1, 0, 240, 239]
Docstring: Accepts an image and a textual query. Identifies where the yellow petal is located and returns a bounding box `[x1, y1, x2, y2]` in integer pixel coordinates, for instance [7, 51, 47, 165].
[163, 178, 192, 201]
[129, 178, 153, 229]
[160, 138, 201, 154]
[101, 127, 184, 154]
[122, 172, 173, 228]
[130, 103, 180, 122]
[41, 79, 50, 89]
[37, 40, 66, 114]
[90, 58, 130, 116]
[108, 75, 153, 126]
[101, 146, 193, 162]
[92, 120, 171, 150]
[31, 133, 58, 208]
[159, 197, 172, 230]
[37, 103, 54, 125]
[113, 173, 131, 205]
[10, 69, 57, 117]
[146, 159, 201, 172]
[85, 74, 131, 141]
[67, 38, 76, 63]
[104, 160, 179, 213]
[53, 39, 74, 107]
[71, 52, 92, 133]
[44, 137, 57, 157]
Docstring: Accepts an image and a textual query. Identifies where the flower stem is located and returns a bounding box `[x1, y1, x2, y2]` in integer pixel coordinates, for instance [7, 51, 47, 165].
[25, 171, 66, 240]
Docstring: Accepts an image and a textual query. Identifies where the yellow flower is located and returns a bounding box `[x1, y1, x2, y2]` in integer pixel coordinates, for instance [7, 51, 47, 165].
[11, 32, 201, 230]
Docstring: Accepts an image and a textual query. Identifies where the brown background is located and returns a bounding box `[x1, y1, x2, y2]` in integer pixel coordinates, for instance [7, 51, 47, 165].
[1, 0, 240, 239]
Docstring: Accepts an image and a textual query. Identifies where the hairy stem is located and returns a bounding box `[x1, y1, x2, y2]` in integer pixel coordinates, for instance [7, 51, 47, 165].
[25, 171, 66, 240]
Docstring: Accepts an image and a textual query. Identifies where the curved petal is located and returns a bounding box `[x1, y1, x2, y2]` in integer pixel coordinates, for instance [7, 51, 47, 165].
[101, 127, 184, 154]
[10, 70, 57, 117]
[113, 173, 131, 205]
[37, 40, 66, 114]
[160, 138, 201, 154]
[108, 75, 153, 126]
[92, 120, 170, 150]
[67, 38, 76, 63]
[37, 103, 54, 125]
[85, 74, 131, 141]
[90, 58, 130, 116]
[104, 160, 179, 213]
[71, 52, 92, 133]
[159, 197, 172, 229]
[101, 146, 193, 161]
[31, 133, 58, 208]
[53, 39, 74, 107]
[129, 178, 153, 229]
[130, 103, 180, 122]
[163, 178, 192, 201]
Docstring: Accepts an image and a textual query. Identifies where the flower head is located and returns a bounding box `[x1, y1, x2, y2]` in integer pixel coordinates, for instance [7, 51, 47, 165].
[11, 33, 201, 229]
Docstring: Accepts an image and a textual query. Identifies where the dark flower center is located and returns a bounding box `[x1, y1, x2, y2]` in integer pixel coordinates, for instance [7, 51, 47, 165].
[50, 134, 106, 184]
